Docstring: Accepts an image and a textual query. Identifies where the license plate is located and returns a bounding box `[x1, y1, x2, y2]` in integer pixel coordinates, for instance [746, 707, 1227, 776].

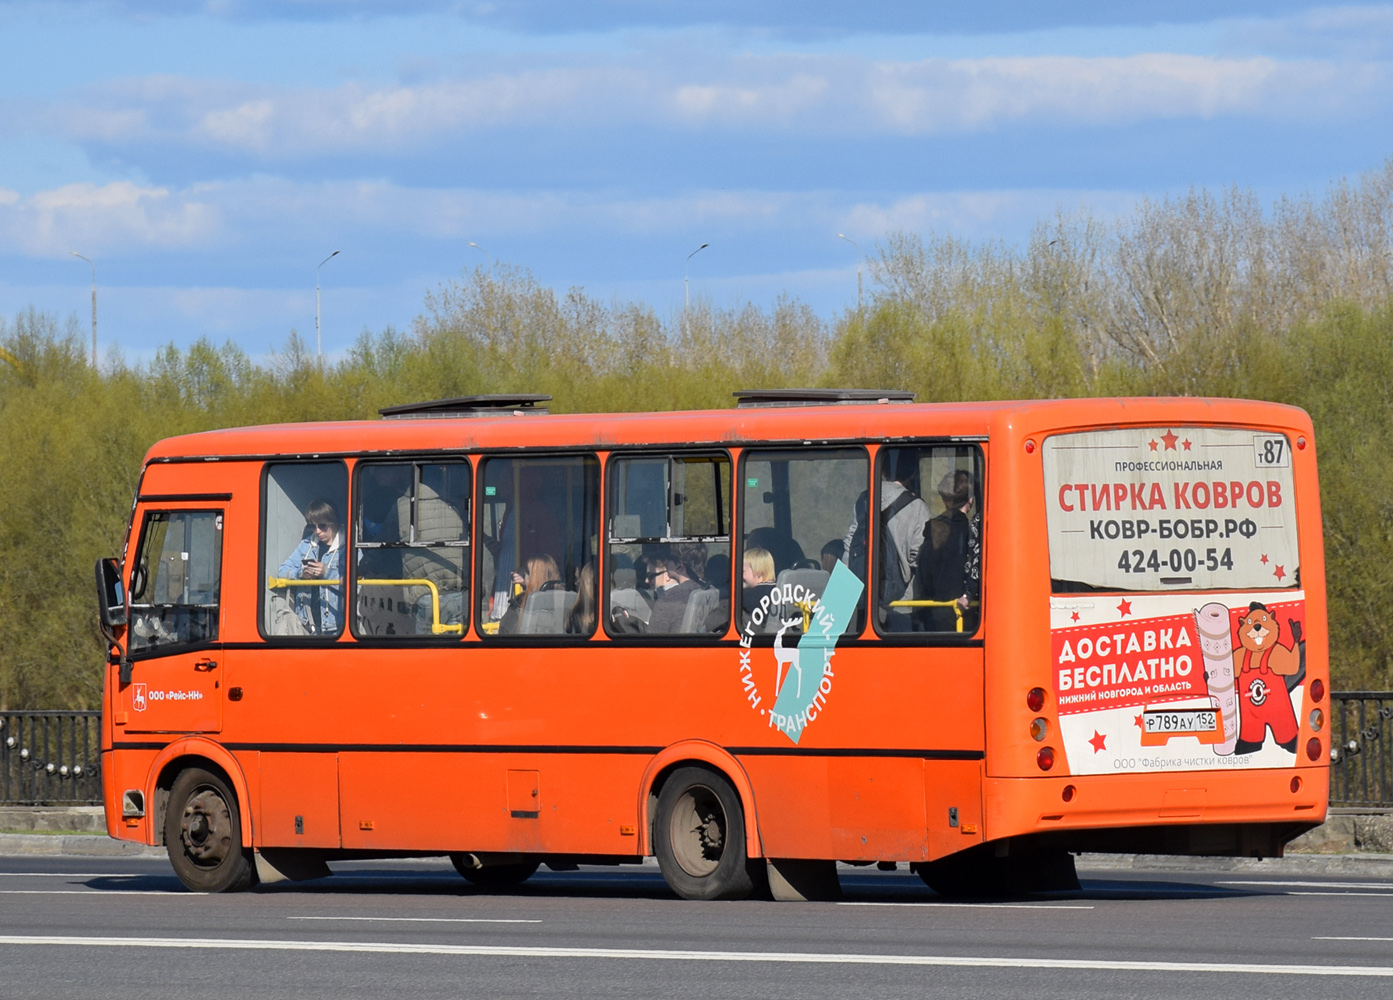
[1143, 709, 1217, 734]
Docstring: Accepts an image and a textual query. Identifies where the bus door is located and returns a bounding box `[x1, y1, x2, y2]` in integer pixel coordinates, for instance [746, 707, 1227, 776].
[121, 505, 227, 734]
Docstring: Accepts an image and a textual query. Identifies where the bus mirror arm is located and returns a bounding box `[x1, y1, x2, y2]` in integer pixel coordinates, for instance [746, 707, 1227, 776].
[94, 557, 132, 683]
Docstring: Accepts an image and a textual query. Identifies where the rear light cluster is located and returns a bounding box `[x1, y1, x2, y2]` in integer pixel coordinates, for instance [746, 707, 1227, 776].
[1306, 681, 1325, 761]
[1027, 687, 1056, 770]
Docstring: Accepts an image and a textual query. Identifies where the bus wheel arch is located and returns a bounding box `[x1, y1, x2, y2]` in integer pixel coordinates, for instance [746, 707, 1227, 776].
[149, 741, 253, 849]
[639, 743, 762, 859]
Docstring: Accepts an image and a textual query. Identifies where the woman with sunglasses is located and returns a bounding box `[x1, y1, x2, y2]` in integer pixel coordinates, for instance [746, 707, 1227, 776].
[276, 499, 344, 634]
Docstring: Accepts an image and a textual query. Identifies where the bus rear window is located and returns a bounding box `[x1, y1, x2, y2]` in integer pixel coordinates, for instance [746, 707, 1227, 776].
[1043, 427, 1299, 593]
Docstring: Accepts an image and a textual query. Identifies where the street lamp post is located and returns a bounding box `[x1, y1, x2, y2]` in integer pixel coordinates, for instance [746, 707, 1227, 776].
[837, 233, 862, 313]
[685, 243, 708, 335]
[71, 252, 97, 367]
[468, 242, 489, 261]
[316, 250, 340, 370]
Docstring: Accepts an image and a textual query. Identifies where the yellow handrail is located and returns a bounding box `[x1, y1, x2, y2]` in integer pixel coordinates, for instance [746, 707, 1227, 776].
[267, 575, 463, 635]
[887, 598, 966, 632]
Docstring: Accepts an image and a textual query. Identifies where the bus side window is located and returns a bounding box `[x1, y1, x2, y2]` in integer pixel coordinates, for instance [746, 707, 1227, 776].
[874, 445, 984, 636]
[261, 462, 348, 639]
[739, 447, 868, 639]
[605, 452, 731, 637]
[478, 454, 599, 638]
[128, 510, 222, 654]
[354, 460, 470, 638]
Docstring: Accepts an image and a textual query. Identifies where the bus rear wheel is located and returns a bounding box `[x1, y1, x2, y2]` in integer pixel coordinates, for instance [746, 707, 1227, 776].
[654, 766, 761, 900]
[449, 855, 540, 889]
[164, 766, 256, 893]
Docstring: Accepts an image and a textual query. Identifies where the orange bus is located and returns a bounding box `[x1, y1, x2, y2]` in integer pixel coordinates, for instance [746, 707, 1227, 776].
[95, 391, 1330, 898]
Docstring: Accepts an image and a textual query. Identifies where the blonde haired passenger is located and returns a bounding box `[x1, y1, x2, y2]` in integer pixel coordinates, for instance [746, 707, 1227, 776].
[741, 546, 776, 616]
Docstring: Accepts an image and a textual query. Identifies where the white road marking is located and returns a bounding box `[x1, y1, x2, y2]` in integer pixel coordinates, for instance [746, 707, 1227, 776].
[289, 917, 541, 924]
[0, 873, 145, 879]
[1278, 892, 1393, 897]
[838, 901, 1093, 910]
[0, 890, 188, 896]
[1220, 880, 1393, 890]
[0, 936, 1390, 976]
[1315, 937, 1393, 942]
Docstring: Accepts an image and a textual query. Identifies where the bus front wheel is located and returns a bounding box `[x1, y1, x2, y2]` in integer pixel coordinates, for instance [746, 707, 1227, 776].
[164, 766, 256, 893]
[654, 766, 761, 900]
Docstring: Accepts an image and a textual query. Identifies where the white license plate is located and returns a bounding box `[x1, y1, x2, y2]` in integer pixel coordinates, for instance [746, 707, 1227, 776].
[1143, 709, 1217, 734]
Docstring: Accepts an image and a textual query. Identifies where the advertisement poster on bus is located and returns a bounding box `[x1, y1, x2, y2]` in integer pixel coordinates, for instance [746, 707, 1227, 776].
[1043, 427, 1306, 774]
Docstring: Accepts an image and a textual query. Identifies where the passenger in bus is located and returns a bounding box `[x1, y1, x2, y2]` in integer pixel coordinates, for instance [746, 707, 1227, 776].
[499, 554, 563, 634]
[919, 470, 980, 631]
[704, 552, 731, 598]
[745, 527, 804, 575]
[741, 546, 777, 616]
[843, 454, 930, 632]
[276, 499, 344, 635]
[646, 543, 705, 633]
[567, 563, 597, 635]
[820, 539, 844, 574]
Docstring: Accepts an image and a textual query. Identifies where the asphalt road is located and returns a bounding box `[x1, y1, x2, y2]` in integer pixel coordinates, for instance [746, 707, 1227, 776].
[2, 853, 1392, 999]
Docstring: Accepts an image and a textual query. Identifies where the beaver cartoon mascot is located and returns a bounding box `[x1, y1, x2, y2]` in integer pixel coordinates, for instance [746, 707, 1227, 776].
[1232, 602, 1302, 754]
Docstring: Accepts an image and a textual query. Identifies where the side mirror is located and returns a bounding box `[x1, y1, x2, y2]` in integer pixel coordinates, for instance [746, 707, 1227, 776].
[95, 557, 127, 627]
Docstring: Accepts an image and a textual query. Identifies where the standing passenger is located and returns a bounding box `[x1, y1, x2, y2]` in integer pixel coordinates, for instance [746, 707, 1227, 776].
[276, 499, 344, 634]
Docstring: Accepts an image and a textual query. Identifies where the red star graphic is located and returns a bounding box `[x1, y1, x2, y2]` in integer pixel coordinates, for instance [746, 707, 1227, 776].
[1071, 611, 1080, 622]
[1148, 439, 1159, 451]
[1161, 429, 1179, 450]
[1260, 554, 1268, 564]
[1116, 598, 1133, 616]
[1089, 731, 1108, 753]
[1273, 565, 1286, 582]
[1134, 714, 1145, 729]
[1182, 439, 1193, 451]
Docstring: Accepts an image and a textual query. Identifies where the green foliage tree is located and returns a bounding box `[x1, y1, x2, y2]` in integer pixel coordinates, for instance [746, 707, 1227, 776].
[2, 157, 1393, 707]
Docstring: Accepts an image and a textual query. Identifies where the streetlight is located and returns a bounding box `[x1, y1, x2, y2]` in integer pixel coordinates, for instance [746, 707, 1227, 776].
[316, 250, 340, 370]
[468, 242, 489, 260]
[837, 233, 862, 313]
[71, 252, 97, 367]
[685, 243, 708, 335]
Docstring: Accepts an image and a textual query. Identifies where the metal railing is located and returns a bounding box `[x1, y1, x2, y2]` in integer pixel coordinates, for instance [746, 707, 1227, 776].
[1330, 692, 1393, 808]
[0, 711, 103, 806]
[1, 696, 1390, 809]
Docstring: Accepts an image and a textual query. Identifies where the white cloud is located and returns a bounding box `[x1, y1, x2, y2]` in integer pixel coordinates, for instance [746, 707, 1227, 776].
[31, 48, 1385, 158]
[866, 54, 1359, 133]
[0, 181, 219, 255]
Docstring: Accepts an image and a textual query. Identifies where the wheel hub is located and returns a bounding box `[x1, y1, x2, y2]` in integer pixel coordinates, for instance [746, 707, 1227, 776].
[181, 789, 232, 866]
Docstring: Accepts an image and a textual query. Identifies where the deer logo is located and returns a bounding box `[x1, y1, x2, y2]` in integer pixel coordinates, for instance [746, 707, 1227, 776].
[772, 617, 804, 698]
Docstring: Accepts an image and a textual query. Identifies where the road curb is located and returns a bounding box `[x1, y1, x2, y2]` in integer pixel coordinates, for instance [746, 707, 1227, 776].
[0, 833, 164, 858]
[1076, 852, 1393, 877]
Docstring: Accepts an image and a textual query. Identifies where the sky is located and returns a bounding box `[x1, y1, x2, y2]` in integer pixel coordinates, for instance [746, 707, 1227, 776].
[2, 1, 1392, 362]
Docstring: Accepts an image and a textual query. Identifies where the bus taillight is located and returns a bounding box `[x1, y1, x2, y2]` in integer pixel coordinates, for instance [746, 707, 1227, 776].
[1310, 678, 1325, 703]
[1027, 687, 1046, 712]
[1305, 738, 1322, 762]
[1030, 718, 1048, 742]
[1037, 747, 1056, 771]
